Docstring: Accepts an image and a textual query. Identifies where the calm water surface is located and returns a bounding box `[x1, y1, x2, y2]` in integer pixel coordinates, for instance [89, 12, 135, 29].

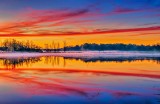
[0, 55, 160, 104]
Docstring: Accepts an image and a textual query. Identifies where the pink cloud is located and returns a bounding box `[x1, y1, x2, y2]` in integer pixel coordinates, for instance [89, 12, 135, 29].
[1, 26, 160, 37]
[0, 7, 159, 37]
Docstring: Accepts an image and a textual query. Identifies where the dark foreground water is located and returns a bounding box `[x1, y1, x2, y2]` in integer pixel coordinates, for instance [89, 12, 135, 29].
[0, 54, 159, 104]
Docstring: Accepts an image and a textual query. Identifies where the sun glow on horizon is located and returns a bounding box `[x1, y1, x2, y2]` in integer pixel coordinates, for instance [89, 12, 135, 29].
[0, 0, 160, 46]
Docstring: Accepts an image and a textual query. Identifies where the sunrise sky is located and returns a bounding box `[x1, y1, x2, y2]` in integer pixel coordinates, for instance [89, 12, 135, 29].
[0, 0, 160, 47]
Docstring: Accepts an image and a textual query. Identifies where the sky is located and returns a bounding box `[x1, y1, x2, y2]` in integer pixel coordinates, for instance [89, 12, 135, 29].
[0, 0, 160, 47]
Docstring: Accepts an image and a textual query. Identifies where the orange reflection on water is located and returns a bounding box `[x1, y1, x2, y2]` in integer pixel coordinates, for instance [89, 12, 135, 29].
[0, 56, 160, 78]
[0, 56, 159, 104]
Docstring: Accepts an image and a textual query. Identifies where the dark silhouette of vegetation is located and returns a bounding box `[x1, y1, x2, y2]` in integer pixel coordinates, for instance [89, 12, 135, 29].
[0, 39, 159, 52]
[0, 39, 42, 52]
[63, 43, 160, 51]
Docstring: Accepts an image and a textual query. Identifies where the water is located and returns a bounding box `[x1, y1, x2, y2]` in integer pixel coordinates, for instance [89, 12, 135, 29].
[0, 53, 160, 104]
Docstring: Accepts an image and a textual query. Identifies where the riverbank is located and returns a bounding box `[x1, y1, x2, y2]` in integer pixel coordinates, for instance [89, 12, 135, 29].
[0, 51, 160, 58]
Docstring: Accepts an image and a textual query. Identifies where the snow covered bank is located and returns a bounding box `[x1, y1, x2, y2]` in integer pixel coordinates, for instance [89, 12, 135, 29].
[0, 51, 160, 58]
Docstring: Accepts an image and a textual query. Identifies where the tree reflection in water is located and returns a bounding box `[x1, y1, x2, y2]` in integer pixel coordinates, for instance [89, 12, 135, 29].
[0, 56, 159, 69]
[65, 57, 160, 64]
[1, 57, 41, 69]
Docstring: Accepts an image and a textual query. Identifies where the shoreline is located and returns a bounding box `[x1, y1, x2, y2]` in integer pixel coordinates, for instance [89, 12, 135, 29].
[0, 51, 160, 58]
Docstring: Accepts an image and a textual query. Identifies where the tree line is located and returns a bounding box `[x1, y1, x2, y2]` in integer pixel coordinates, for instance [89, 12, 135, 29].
[63, 43, 160, 51]
[0, 39, 42, 52]
[0, 39, 159, 52]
